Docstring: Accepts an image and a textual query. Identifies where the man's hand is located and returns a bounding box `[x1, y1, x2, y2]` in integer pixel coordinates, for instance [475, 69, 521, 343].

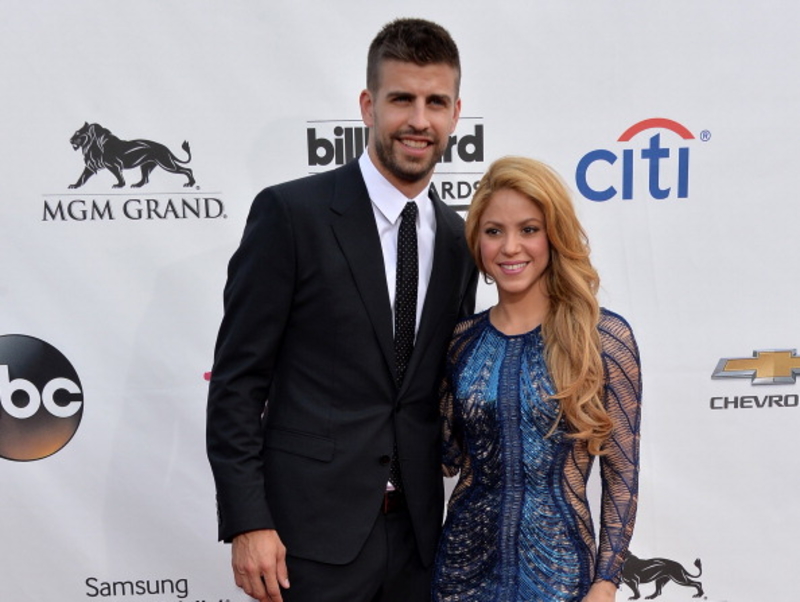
[232, 529, 290, 602]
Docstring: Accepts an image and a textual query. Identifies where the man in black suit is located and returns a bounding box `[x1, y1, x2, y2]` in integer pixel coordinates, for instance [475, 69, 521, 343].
[207, 18, 477, 602]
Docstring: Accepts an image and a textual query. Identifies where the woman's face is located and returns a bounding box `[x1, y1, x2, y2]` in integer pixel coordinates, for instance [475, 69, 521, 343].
[478, 188, 550, 304]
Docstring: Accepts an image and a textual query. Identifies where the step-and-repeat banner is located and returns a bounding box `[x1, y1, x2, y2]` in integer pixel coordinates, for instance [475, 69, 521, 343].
[2, 1, 798, 600]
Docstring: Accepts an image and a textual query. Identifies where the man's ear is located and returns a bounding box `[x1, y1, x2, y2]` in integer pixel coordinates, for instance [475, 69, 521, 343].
[359, 89, 375, 127]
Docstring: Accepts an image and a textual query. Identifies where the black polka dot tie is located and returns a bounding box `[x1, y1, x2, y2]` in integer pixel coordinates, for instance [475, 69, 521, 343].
[394, 201, 418, 386]
[391, 201, 418, 490]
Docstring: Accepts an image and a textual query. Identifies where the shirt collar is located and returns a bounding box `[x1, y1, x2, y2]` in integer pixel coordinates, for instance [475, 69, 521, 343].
[359, 150, 432, 224]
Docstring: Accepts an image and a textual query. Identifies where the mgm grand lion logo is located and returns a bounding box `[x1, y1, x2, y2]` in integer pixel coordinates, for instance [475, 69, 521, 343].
[68, 122, 195, 189]
[622, 553, 704, 599]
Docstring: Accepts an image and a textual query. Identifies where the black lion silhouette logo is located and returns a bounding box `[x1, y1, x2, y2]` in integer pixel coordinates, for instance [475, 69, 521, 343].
[622, 553, 704, 599]
[68, 122, 195, 189]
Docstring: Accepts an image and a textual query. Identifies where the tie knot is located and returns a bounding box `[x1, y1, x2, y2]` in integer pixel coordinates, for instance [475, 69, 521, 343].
[402, 201, 418, 221]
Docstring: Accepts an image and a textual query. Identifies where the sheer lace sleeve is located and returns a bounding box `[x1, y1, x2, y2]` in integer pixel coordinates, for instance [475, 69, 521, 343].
[440, 314, 484, 478]
[595, 310, 642, 584]
[440, 361, 462, 478]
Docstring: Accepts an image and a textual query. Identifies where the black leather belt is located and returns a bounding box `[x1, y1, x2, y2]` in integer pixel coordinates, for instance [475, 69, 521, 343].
[382, 490, 406, 514]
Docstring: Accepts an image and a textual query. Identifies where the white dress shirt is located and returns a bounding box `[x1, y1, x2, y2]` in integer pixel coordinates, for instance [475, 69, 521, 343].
[358, 151, 436, 338]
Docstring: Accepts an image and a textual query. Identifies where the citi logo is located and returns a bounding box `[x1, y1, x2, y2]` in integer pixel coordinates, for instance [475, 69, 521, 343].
[0, 335, 84, 461]
[576, 118, 707, 202]
[307, 120, 484, 168]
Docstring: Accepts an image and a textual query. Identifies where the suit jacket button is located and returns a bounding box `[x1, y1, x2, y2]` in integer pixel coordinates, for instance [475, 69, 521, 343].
[379, 455, 391, 465]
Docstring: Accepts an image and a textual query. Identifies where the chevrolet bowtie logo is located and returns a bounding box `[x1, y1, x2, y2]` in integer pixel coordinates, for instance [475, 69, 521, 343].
[712, 349, 800, 385]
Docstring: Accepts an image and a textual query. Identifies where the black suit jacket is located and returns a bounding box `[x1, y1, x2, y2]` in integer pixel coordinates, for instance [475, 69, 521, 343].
[207, 160, 477, 565]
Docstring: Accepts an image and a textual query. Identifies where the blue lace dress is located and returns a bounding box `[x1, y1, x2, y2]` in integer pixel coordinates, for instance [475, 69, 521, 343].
[432, 309, 641, 602]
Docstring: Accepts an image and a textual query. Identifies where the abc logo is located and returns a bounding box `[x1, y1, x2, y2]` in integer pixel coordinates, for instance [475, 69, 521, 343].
[0, 335, 83, 461]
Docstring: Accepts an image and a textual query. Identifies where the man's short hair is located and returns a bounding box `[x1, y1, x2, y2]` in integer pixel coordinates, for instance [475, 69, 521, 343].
[367, 18, 461, 95]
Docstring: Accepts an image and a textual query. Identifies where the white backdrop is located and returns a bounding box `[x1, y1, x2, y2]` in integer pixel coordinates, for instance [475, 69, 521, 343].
[2, 1, 798, 600]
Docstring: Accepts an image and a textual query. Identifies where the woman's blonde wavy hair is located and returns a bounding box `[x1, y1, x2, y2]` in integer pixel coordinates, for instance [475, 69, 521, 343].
[465, 156, 612, 455]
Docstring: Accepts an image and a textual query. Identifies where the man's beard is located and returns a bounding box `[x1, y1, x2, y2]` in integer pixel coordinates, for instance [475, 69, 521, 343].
[373, 131, 446, 184]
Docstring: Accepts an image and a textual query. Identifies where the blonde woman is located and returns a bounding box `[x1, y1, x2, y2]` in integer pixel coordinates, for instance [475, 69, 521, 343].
[433, 157, 642, 602]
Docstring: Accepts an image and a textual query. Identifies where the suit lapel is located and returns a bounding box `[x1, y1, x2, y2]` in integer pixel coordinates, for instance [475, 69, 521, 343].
[329, 162, 396, 381]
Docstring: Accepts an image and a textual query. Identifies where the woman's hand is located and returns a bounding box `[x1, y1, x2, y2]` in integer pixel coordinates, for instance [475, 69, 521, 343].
[581, 580, 617, 602]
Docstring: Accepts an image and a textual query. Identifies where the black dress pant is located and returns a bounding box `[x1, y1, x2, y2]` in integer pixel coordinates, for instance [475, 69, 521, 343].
[282, 499, 432, 602]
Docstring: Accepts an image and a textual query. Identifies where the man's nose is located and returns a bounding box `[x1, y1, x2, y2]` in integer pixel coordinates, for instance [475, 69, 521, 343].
[407, 101, 431, 131]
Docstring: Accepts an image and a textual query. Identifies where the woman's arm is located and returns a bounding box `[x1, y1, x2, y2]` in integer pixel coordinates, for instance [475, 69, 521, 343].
[582, 579, 617, 602]
[594, 310, 643, 584]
